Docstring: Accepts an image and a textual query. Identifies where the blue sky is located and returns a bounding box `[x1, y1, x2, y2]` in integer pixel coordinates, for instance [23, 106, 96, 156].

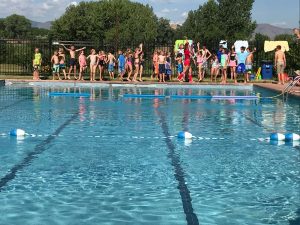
[0, 0, 298, 28]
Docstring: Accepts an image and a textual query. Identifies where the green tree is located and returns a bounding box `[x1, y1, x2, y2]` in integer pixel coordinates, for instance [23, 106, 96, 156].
[274, 34, 295, 42]
[51, 0, 158, 44]
[4, 14, 31, 38]
[179, 0, 256, 43]
[156, 18, 175, 44]
[178, 0, 221, 43]
[254, 33, 270, 49]
[217, 0, 256, 40]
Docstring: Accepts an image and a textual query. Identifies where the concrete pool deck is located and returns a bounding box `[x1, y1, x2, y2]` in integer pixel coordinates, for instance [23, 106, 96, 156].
[2, 79, 300, 98]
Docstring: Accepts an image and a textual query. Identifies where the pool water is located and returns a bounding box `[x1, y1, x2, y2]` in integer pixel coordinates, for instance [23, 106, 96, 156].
[0, 83, 299, 225]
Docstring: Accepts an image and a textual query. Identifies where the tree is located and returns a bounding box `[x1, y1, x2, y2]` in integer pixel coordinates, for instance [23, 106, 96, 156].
[156, 18, 175, 44]
[217, 0, 256, 40]
[4, 14, 31, 38]
[254, 33, 270, 49]
[179, 0, 256, 44]
[51, 0, 158, 44]
[274, 34, 295, 42]
[178, 0, 221, 43]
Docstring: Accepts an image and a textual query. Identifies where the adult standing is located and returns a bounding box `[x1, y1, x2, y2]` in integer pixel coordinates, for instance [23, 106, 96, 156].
[274, 45, 286, 85]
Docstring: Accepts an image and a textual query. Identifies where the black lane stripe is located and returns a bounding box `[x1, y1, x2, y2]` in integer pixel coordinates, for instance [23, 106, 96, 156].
[0, 113, 78, 191]
[157, 111, 199, 225]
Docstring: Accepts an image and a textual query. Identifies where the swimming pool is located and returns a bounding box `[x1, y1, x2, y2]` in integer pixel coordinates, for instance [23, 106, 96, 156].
[0, 83, 299, 225]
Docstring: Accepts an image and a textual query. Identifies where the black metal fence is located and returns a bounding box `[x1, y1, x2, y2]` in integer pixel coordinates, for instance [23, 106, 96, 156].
[0, 38, 299, 79]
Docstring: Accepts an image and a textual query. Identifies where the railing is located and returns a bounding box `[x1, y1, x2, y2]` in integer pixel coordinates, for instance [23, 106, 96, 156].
[0, 39, 299, 79]
[283, 75, 300, 99]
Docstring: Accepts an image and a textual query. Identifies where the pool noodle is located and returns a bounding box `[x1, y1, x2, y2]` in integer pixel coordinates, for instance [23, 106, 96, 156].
[49, 92, 91, 97]
[122, 94, 258, 100]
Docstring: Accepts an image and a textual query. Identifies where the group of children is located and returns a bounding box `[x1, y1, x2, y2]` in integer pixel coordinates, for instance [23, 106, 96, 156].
[33, 40, 259, 84]
[33, 44, 146, 82]
[172, 40, 256, 84]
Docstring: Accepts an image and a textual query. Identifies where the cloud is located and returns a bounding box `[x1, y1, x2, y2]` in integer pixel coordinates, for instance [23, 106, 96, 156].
[181, 11, 188, 18]
[271, 21, 288, 27]
[0, 0, 78, 22]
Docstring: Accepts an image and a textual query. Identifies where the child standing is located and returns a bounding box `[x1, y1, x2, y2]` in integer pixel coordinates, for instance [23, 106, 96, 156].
[51, 51, 61, 80]
[58, 48, 67, 80]
[118, 50, 126, 80]
[32, 48, 42, 80]
[151, 51, 159, 80]
[61, 44, 86, 80]
[220, 48, 228, 84]
[97, 51, 106, 81]
[126, 51, 133, 81]
[87, 49, 98, 81]
[139, 52, 144, 82]
[176, 53, 183, 81]
[165, 52, 172, 81]
[158, 51, 166, 83]
[107, 52, 116, 80]
[228, 46, 237, 83]
[210, 54, 219, 83]
[78, 50, 87, 81]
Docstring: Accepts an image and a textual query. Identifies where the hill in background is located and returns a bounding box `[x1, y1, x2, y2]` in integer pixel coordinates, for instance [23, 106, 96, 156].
[254, 24, 292, 39]
[31, 21, 52, 30]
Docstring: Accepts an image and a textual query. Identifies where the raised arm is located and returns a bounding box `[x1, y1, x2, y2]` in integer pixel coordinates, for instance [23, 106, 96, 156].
[206, 49, 212, 60]
[61, 44, 71, 52]
[75, 47, 86, 52]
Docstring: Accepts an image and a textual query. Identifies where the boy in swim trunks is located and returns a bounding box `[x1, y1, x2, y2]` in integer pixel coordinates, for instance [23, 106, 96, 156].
[58, 47, 67, 80]
[32, 48, 42, 80]
[274, 45, 286, 85]
[61, 44, 86, 80]
[158, 51, 166, 83]
[51, 50, 61, 80]
[106, 51, 116, 80]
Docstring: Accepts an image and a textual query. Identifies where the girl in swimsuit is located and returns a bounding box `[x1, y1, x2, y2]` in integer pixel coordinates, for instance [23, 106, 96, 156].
[210, 54, 219, 83]
[178, 41, 194, 83]
[87, 49, 98, 81]
[126, 51, 133, 81]
[98, 51, 105, 81]
[228, 46, 237, 83]
[133, 44, 143, 82]
[78, 50, 87, 81]
[139, 52, 144, 82]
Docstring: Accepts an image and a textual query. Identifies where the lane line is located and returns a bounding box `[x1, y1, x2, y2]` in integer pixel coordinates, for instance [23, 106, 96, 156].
[0, 113, 78, 191]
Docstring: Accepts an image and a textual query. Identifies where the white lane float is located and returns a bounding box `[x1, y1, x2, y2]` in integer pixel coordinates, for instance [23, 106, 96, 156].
[10, 129, 26, 137]
[178, 131, 193, 139]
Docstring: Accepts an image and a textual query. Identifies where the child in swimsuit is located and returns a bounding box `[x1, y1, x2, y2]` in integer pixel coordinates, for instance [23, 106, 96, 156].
[58, 48, 67, 80]
[98, 51, 105, 81]
[32, 48, 42, 80]
[210, 54, 219, 83]
[228, 46, 237, 82]
[78, 50, 87, 81]
[126, 51, 133, 81]
[87, 49, 98, 81]
[51, 50, 61, 80]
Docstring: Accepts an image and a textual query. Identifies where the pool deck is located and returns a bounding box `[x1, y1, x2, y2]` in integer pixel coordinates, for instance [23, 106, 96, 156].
[254, 83, 300, 98]
[2, 79, 300, 98]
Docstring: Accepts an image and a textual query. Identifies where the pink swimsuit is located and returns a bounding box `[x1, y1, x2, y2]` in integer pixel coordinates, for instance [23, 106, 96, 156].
[79, 55, 87, 67]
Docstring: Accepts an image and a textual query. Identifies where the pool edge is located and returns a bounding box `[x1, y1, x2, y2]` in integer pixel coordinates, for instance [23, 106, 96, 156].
[254, 83, 300, 99]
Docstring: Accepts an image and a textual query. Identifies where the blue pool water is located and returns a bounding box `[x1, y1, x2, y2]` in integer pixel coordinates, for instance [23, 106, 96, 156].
[0, 83, 299, 225]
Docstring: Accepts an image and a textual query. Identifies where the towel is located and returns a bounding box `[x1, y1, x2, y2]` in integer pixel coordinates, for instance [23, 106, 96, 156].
[234, 41, 249, 53]
[264, 41, 289, 52]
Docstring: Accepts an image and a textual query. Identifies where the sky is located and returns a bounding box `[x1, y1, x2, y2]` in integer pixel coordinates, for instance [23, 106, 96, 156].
[0, 0, 299, 28]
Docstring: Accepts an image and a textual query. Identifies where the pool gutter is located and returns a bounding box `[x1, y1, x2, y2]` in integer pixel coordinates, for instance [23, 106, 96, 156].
[4, 79, 254, 90]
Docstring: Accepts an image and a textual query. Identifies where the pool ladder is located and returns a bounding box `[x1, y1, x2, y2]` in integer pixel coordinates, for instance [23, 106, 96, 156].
[283, 75, 300, 99]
